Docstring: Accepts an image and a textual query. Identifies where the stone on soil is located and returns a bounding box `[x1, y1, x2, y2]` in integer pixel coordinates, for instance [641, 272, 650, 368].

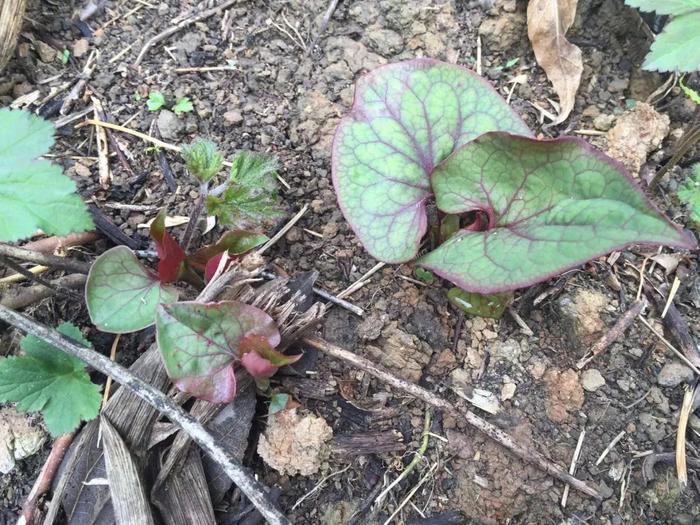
[543, 369, 584, 423]
[257, 408, 332, 476]
[0, 408, 46, 474]
[557, 289, 607, 347]
[581, 369, 606, 392]
[157, 110, 183, 140]
[606, 102, 670, 175]
[657, 361, 694, 388]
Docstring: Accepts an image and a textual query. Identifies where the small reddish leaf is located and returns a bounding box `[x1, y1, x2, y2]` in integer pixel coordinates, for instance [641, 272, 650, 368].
[155, 301, 281, 403]
[204, 253, 233, 282]
[240, 351, 278, 379]
[150, 209, 185, 283]
[174, 365, 236, 404]
[240, 334, 301, 365]
[188, 230, 268, 271]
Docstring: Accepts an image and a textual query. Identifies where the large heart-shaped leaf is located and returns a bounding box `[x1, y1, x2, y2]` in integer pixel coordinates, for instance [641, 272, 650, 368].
[86, 246, 179, 333]
[418, 133, 696, 293]
[155, 301, 281, 403]
[332, 58, 532, 263]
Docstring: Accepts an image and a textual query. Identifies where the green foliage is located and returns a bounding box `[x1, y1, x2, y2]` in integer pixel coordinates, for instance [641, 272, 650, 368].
[156, 301, 297, 403]
[172, 97, 194, 116]
[182, 138, 224, 182]
[85, 246, 179, 333]
[269, 393, 290, 415]
[447, 288, 511, 319]
[414, 268, 435, 284]
[680, 76, 700, 105]
[205, 151, 286, 228]
[0, 108, 93, 242]
[146, 91, 166, 111]
[59, 49, 70, 65]
[625, 0, 700, 72]
[0, 323, 101, 436]
[678, 164, 700, 223]
[333, 59, 694, 296]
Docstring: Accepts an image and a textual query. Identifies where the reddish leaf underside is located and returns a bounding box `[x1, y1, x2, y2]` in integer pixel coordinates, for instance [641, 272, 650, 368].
[150, 209, 185, 283]
[155, 301, 282, 403]
[239, 334, 301, 379]
[418, 133, 696, 293]
[332, 58, 532, 263]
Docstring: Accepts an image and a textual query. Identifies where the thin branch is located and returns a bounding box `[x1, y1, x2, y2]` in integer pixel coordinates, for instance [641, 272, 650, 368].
[0, 243, 91, 274]
[0, 305, 290, 525]
[303, 335, 603, 500]
[133, 0, 239, 66]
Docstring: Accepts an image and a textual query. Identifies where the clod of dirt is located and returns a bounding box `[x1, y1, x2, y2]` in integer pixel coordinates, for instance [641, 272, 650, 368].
[72, 38, 90, 58]
[657, 361, 694, 388]
[500, 380, 516, 401]
[257, 408, 332, 476]
[581, 369, 606, 392]
[364, 322, 431, 382]
[479, 8, 526, 52]
[35, 41, 56, 63]
[557, 289, 608, 347]
[0, 408, 46, 474]
[543, 369, 584, 423]
[157, 110, 183, 140]
[488, 338, 524, 364]
[605, 102, 670, 175]
[290, 89, 342, 158]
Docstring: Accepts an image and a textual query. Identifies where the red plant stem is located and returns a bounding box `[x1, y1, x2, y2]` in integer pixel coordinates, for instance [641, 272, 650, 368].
[20, 433, 75, 525]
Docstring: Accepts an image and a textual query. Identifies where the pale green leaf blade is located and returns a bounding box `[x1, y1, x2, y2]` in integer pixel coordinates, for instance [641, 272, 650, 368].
[0, 109, 94, 242]
[86, 246, 179, 333]
[0, 323, 102, 436]
[625, 0, 700, 15]
[332, 58, 532, 263]
[419, 133, 695, 293]
[643, 13, 700, 72]
[678, 164, 700, 222]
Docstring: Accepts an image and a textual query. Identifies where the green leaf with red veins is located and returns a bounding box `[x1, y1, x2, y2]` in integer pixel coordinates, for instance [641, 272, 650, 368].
[332, 58, 532, 263]
[86, 246, 178, 333]
[155, 301, 280, 403]
[150, 209, 185, 283]
[418, 132, 696, 294]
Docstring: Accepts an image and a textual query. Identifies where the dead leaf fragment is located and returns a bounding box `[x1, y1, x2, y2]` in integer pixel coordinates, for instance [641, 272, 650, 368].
[0, 407, 47, 474]
[73, 38, 90, 58]
[527, 0, 582, 125]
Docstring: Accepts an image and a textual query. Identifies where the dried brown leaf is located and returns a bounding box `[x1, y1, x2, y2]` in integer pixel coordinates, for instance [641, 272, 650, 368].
[527, 0, 582, 125]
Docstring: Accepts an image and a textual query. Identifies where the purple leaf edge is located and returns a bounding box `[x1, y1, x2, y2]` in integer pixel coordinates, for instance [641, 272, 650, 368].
[331, 58, 531, 264]
[418, 132, 698, 295]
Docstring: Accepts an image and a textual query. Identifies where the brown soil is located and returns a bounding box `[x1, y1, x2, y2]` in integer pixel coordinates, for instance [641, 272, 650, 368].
[2, 0, 700, 523]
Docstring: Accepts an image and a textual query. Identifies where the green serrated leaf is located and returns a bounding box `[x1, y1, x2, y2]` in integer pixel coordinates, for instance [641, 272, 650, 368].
[624, 0, 700, 16]
[172, 97, 194, 116]
[205, 151, 286, 229]
[678, 164, 700, 222]
[414, 267, 435, 284]
[332, 58, 532, 263]
[182, 138, 223, 182]
[642, 12, 700, 72]
[86, 246, 179, 333]
[0, 109, 94, 242]
[418, 133, 694, 293]
[146, 91, 166, 111]
[0, 323, 102, 436]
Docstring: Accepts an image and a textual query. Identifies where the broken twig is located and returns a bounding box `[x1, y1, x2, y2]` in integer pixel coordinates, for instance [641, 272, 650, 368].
[303, 335, 603, 499]
[0, 305, 290, 525]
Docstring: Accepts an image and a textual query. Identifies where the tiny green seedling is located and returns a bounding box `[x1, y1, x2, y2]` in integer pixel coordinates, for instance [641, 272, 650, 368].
[146, 91, 166, 111]
[172, 97, 194, 116]
[332, 59, 694, 315]
[59, 49, 70, 65]
[680, 76, 700, 105]
[624, 0, 700, 72]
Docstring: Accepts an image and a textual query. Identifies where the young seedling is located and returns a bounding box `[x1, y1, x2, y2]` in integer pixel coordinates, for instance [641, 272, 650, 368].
[146, 90, 166, 111]
[172, 97, 194, 116]
[332, 59, 695, 315]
